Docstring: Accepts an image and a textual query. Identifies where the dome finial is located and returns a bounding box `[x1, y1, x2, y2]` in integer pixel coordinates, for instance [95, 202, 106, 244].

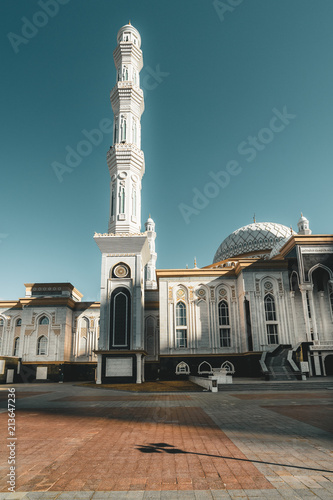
[253, 213, 256, 223]
[129, 20, 131, 25]
[194, 257, 197, 268]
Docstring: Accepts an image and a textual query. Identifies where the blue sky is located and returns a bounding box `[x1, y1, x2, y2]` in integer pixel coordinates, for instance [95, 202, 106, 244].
[1, 0, 333, 301]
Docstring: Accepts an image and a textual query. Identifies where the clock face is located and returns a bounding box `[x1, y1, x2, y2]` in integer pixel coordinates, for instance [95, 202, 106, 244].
[113, 264, 129, 278]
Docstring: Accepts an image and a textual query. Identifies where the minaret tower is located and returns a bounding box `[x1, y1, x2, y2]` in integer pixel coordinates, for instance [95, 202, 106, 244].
[94, 24, 150, 385]
[145, 216, 157, 289]
[107, 23, 145, 234]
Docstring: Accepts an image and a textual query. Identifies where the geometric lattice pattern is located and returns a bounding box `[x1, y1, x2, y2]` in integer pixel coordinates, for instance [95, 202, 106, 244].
[213, 222, 295, 263]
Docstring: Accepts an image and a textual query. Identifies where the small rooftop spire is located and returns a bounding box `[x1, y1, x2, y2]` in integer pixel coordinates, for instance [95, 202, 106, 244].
[253, 213, 256, 223]
[194, 257, 197, 269]
[128, 20, 131, 25]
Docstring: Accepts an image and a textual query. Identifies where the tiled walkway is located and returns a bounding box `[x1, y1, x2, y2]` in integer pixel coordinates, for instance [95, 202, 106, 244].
[0, 381, 332, 499]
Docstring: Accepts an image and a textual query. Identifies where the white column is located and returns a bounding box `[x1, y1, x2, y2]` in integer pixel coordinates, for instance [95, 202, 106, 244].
[96, 354, 102, 384]
[300, 287, 312, 342]
[136, 353, 142, 383]
[290, 291, 299, 343]
[319, 291, 328, 340]
[308, 289, 319, 341]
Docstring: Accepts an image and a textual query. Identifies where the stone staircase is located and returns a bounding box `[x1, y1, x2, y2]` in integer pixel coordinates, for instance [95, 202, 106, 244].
[265, 345, 299, 381]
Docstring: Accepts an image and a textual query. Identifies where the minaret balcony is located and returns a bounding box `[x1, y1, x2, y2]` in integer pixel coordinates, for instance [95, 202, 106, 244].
[107, 143, 145, 175]
[110, 82, 144, 115]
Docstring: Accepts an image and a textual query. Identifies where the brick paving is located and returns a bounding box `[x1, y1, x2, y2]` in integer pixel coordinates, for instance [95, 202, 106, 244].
[0, 381, 332, 499]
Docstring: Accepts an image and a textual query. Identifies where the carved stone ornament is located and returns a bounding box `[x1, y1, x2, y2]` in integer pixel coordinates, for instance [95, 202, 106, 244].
[210, 287, 215, 301]
[231, 286, 237, 302]
[277, 278, 284, 295]
[264, 281, 273, 292]
[219, 288, 227, 298]
[197, 288, 206, 299]
[114, 264, 129, 278]
[255, 279, 260, 296]
[168, 287, 173, 302]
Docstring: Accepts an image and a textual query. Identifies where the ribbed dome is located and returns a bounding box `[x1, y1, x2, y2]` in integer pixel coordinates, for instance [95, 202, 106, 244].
[213, 222, 295, 263]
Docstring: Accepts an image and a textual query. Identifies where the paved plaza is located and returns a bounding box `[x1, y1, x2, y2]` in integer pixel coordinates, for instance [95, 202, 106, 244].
[0, 380, 332, 499]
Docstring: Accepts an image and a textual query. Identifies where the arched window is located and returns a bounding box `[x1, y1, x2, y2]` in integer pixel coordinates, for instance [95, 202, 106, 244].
[119, 186, 125, 214]
[218, 300, 230, 347]
[198, 361, 213, 374]
[39, 316, 49, 325]
[175, 361, 190, 375]
[175, 301, 187, 348]
[114, 117, 118, 144]
[120, 116, 127, 141]
[132, 119, 137, 145]
[122, 65, 128, 81]
[330, 293, 333, 317]
[79, 336, 87, 356]
[16, 319, 22, 326]
[0, 318, 4, 326]
[110, 184, 115, 217]
[110, 287, 131, 349]
[132, 188, 137, 217]
[264, 294, 279, 344]
[13, 337, 20, 356]
[37, 336, 48, 355]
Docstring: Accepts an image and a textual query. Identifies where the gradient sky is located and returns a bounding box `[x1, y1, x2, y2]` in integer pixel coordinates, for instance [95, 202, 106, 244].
[1, 0, 333, 301]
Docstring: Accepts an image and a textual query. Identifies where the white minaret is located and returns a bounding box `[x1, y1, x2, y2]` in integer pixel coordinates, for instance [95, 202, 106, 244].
[94, 24, 150, 385]
[107, 22, 145, 234]
[145, 216, 157, 289]
[297, 213, 312, 235]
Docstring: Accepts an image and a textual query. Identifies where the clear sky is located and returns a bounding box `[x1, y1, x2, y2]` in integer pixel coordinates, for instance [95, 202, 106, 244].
[1, 0, 333, 301]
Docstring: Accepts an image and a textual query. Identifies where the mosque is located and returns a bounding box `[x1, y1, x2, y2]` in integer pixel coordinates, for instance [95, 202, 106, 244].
[1, 24, 333, 384]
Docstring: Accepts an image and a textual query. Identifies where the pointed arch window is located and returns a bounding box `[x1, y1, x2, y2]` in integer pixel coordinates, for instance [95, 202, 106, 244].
[13, 337, 20, 356]
[119, 186, 125, 214]
[37, 336, 48, 355]
[114, 117, 118, 144]
[110, 287, 131, 348]
[120, 116, 127, 141]
[264, 294, 279, 344]
[39, 316, 49, 325]
[132, 119, 137, 145]
[122, 65, 128, 81]
[16, 319, 22, 327]
[132, 187, 137, 217]
[111, 184, 115, 217]
[79, 336, 87, 356]
[218, 300, 231, 347]
[330, 292, 333, 317]
[175, 301, 187, 348]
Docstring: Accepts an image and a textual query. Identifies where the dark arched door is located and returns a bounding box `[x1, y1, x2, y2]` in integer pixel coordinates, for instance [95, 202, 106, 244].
[110, 287, 131, 349]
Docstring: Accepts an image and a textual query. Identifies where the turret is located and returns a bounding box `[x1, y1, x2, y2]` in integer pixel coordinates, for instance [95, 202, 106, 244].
[297, 213, 312, 235]
[145, 216, 157, 289]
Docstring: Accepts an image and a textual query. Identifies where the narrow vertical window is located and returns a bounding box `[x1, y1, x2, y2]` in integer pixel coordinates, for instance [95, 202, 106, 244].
[119, 186, 125, 214]
[37, 336, 48, 355]
[264, 294, 279, 344]
[219, 300, 231, 347]
[176, 301, 187, 348]
[111, 184, 115, 216]
[120, 116, 127, 141]
[13, 337, 20, 356]
[132, 119, 137, 145]
[114, 117, 118, 144]
[132, 187, 136, 216]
